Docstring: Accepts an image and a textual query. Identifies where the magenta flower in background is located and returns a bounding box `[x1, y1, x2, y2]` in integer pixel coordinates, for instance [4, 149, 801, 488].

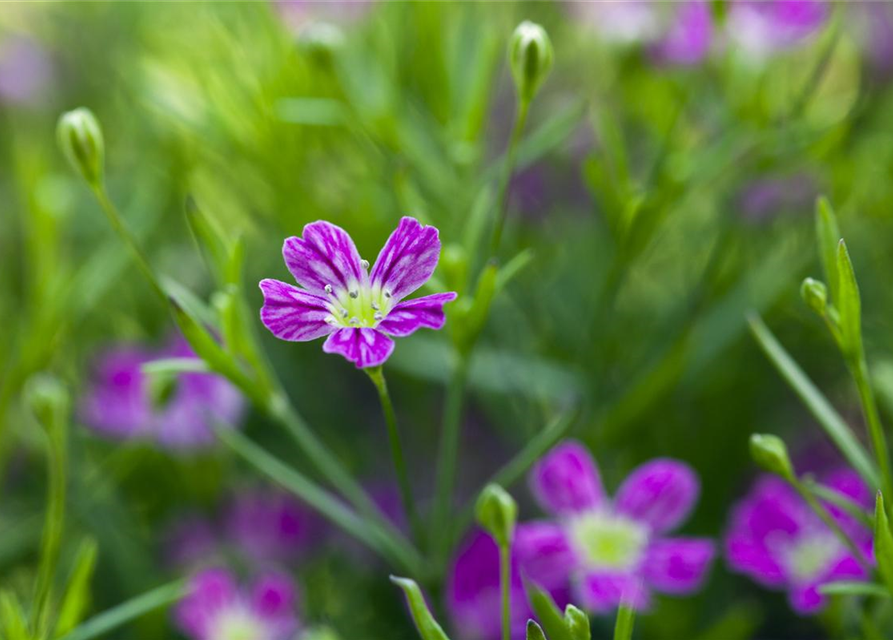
[448, 525, 573, 640]
[274, 0, 372, 32]
[0, 36, 53, 106]
[571, 1, 713, 67]
[226, 487, 321, 565]
[260, 217, 456, 369]
[725, 471, 873, 614]
[175, 568, 299, 640]
[80, 336, 244, 451]
[726, 0, 828, 58]
[527, 441, 715, 612]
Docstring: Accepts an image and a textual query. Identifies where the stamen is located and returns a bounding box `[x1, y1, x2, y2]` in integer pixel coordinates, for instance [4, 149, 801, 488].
[374, 312, 383, 321]
[371, 302, 380, 311]
[349, 290, 358, 299]
[341, 309, 349, 318]
[324, 284, 333, 294]
[349, 317, 359, 325]
[384, 290, 391, 299]
[360, 259, 370, 270]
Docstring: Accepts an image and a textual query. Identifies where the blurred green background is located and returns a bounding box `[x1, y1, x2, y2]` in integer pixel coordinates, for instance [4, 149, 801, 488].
[2, 1, 893, 638]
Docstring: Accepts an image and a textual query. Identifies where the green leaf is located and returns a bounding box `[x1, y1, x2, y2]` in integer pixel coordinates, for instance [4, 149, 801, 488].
[184, 197, 231, 285]
[816, 197, 841, 303]
[495, 249, 534, 293]
[526, 620, 548, 640]
[747, 313, 880, 489]
[524, 582, 572, 640]
[874, 492, 893, 598]
[162, 278, 218, 332]
[564, 605, 590, 640]
[613, 605, 635, 640]
[0, 591, 30, 640]
[54, 538, 99, 636]
[58, 580, 187, 640]
[389, 577, 450, 640]
[836, 239, 863, 358]
[818, 581, 891, 598]
[140, 358, 210, 376]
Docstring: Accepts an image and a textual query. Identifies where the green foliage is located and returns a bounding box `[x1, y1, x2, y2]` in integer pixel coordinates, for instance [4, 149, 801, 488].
[389, 577, 451, 640]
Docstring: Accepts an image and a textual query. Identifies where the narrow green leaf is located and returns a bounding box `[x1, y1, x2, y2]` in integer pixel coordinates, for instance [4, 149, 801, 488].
[874, 492, 893, 598]
[495, 249, 534, 292]
[526, 620, 547, 640]
[389, 577, 450, 640]
[0, 590, 30, 640]
[58, 580, 186, 640]
[613, 605, 635, 640]
[524, 582, 572, 640]
[836, 239, 863, 358]
[140, 358, 210, 376]
[162, 278, 218, 332]
[184, 197, 230, 284]
[747, 313, 880, 489]
[818, 581, 891, 598]
[54, 538, 99, 635]
[564, 605, 590, 640]
[816, 197, 841, 303]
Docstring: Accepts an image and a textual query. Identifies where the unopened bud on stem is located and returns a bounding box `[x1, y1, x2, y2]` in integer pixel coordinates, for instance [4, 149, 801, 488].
[800, 277, 828, 316]
[750, 433, 794, 480]
[510, 21, 553, 104]
[57, 107, 105, 187]
[476, 483, 517, 548]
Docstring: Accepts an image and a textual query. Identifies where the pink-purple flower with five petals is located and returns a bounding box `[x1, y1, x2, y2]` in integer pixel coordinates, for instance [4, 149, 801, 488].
[260, 217, 456, 369]
[725, 470, 873, 614]
[175, 568, 299, 640]
[526, 440, 715, 612]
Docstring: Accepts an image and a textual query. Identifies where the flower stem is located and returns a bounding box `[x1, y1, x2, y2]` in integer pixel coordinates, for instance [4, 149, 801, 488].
[432, 353, 470, 564]
[489, 97, 530, 257]
[365, 366, 420, 544]
[849, 354, 893, 506]
[500, 543, 511, 640]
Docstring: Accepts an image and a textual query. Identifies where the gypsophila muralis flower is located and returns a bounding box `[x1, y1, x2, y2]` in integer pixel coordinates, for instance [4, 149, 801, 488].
[259, 217, 457, 368]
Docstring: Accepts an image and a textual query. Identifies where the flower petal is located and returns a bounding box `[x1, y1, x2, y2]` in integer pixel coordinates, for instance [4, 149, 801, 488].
[370, 217, 441, 301]
[322, 328, 394, 368]
[788, 583, 825, 615]
[642, 537, 715, 594]
[575, 571, 650, 613]
[260, 279, 335, 342]
[251, 572, 299, 637]
[174, 568, 239, 638]
[614, 458, 700, 533]
[377, 292, 457, 337]
[514, 521, 576, 591]
[283, 221, 366, 296]
[529, 440, 605, 516]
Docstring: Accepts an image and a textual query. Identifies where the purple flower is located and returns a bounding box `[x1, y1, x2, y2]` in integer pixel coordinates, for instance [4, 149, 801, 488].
[164, 517, 221, 569]
[175, 568, 299, 640]
[727, 0, 828, 58]
[725, 471, 873, 614]
[447, 526, 572, 640]
[572, 1, 713, 67]
[527, 441, 715, 612]
[225, 487, 322, 565]
[0, 36, 53, 106]
[736, 173, 817, 224]
[260, 217, 457, 369]
[80, 336, 244, 451]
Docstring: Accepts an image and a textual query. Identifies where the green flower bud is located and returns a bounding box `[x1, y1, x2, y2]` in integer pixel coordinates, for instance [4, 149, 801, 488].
[750, 433, 794, 480]
[564, 605, 591, 640]
[475, 483, 517, 548]
[509, 21, 553, 103]
[57, 107, 105, 187]
[800, 277, 828, 316]
[526, 620, 547, 640]
[297, 22, 345, 67]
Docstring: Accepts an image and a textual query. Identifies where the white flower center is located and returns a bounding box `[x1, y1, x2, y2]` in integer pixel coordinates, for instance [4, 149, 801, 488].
[209, 608, 269, 640]
[323, 264, 394, 329]
[569, 511, 649, 571]
[784, 531, 842, 584]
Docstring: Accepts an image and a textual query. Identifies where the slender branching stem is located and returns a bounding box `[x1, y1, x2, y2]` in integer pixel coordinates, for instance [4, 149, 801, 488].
[499, 543, 511, 640]
[489, 98, 530, 257]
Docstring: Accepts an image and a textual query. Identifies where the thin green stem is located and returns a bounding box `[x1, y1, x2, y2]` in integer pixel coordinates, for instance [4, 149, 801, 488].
[365, 366, 420, 544]
[803, 477, 874, 530]
[431, 353, 470, 564]
[791, 476, 872, 574]
[850, 354, 893, 506]
[489, 98, 530, 257]
[90, 186, 166, 305]
[500, 544, 511, 640]
[31, 405, 67, 637]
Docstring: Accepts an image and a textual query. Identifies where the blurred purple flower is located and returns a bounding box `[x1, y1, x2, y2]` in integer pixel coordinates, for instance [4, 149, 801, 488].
[850, 3, 893, 79]
[175, 568, 299, 640]
[164, 517, 221, 569]
[274, 0, 372, 32]
[737, 173, 817, 223]
[259, 217, 456, 369]
[80, 336, 244, 451]
[226, 487, 322, 565]
[447, 526, 572, 640]
[572, 1, 713, 67]
[0, 36, 52, 105]
[727, 0, 828, 58]
[526, 441, 715, 612]
[725, 471, 873, 614]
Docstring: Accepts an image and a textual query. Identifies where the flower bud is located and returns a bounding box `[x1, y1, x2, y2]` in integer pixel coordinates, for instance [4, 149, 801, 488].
[475, 483, 517, 548]
[509, 21, 553, 103]
[24, 373, 70, 437]
[564, 604, 591, 640]
[800, 277, 828, 316]
[297, 22, 345, 67]
[57, 107, 105, 186]
[526, 621, 547, 640]
[750, 433, 794, 480]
